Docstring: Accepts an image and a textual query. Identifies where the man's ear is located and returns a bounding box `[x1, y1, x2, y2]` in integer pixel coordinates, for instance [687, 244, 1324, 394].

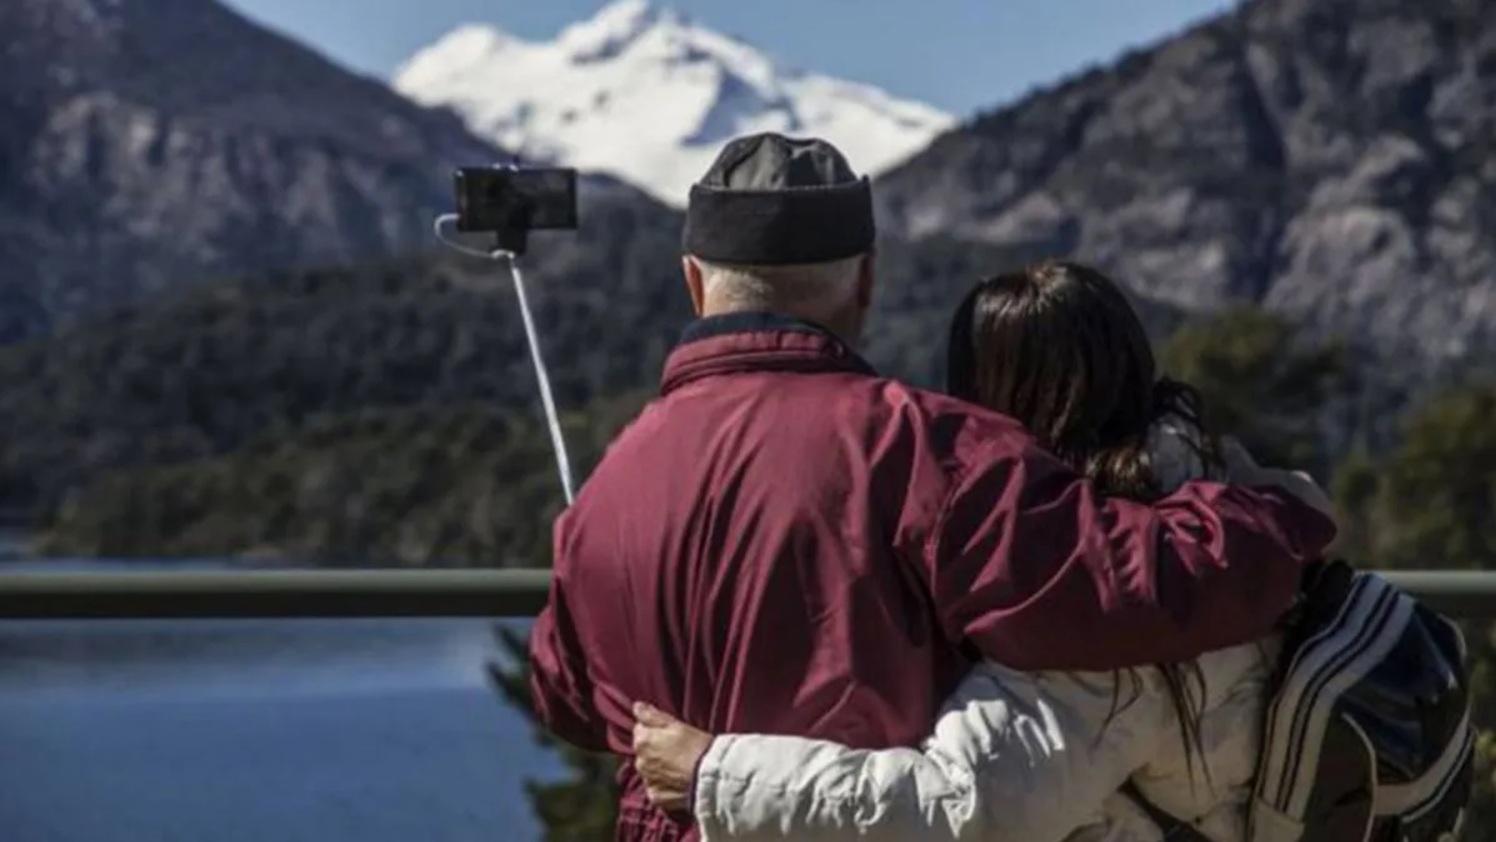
[682, 256, 706, 316]
[856, 251, 876, 311]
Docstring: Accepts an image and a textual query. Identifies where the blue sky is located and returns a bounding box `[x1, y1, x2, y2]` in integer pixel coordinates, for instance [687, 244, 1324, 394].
[220, 0, 1237, 116]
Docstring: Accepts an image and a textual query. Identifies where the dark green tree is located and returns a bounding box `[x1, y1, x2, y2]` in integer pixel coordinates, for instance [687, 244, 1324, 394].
[482, 393, 651, 840]
[1159, 306, 1345, 473]
[1333, 385, 1496, 829]
[1334, 387, 1496, 570]
[1165, 308, 1493, 831]
[491, 626, 619, 842]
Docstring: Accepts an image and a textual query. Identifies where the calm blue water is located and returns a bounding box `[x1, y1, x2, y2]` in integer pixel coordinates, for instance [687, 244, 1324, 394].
[0, 555, 563, 841]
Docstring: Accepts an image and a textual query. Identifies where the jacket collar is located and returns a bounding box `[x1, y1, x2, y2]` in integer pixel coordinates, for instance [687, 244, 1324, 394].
[661, 312, 877, 395]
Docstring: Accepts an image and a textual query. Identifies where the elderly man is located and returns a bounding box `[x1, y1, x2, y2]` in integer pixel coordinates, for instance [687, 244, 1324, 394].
[529, 134, 1334, 841]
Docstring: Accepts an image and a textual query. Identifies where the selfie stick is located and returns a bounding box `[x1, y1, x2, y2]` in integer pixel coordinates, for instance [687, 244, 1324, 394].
[433, 214, 577, 506]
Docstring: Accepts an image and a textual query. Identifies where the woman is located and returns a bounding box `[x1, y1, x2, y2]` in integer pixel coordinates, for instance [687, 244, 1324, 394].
[629, 261, 1306, 842]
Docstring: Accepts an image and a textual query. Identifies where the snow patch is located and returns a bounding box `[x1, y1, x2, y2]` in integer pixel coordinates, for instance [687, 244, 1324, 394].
[393, 0, 954, 206]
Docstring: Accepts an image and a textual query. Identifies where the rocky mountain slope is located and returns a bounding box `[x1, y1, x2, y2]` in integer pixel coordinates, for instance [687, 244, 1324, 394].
[0, 0, 673, 342]
[394, 0, 954, 206]
[877, 0, 1495, 396]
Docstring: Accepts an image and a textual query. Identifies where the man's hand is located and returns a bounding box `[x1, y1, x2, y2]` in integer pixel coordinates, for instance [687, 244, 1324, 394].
[632, 702, 713, 812]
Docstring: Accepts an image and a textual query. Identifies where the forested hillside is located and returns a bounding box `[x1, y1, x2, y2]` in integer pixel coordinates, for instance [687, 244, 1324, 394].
[0, 185, 686, 514]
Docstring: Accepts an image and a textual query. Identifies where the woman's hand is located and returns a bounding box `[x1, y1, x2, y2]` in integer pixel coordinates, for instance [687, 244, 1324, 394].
[631, 702, 713, 812]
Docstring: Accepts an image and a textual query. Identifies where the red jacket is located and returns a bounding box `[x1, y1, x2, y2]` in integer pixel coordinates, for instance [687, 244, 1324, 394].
[530, 314, 1335, 841]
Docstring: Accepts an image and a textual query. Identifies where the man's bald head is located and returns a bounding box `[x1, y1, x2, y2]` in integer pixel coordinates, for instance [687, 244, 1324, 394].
[682, 253, 872, 341]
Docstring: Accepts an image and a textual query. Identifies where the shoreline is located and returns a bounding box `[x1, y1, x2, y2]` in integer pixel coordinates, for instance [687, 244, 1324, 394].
[0, 526, 31, 561]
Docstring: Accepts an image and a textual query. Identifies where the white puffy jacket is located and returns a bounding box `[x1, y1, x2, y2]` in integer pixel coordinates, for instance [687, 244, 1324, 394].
[689, 424, 1286, 842]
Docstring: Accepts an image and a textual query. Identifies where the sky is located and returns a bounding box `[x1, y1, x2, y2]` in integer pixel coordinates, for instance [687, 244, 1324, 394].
[219, 0, 1238, 116]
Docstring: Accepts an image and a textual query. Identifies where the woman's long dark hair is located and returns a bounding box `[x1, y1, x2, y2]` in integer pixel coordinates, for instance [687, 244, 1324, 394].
[947, 260, 1220, 778]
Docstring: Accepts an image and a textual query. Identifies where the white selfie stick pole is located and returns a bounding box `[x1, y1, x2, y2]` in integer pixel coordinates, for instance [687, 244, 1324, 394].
[434, 214, 577, 506]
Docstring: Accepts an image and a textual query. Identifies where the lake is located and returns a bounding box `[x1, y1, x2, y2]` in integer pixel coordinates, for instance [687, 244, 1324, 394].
[0, 553, 562, 841]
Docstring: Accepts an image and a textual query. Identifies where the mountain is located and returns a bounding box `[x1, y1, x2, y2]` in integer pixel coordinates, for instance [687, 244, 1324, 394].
[393, 0, 955, 206]
[0, 0, 981, 518]
[7, 0, 1495, 522]
[0, 0, 676, 341]
[876, 0, 1496, 411]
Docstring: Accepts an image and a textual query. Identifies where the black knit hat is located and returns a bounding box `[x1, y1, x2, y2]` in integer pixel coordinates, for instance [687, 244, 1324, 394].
[683, 133, 875, 265]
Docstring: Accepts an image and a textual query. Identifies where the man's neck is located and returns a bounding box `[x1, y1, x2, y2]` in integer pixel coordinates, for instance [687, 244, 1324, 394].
[700, 304, 856, 347]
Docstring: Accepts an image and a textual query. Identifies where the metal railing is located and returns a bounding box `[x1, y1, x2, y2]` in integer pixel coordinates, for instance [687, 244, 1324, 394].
[1, 569, 1494, 619]
[0, 570, 550, 619]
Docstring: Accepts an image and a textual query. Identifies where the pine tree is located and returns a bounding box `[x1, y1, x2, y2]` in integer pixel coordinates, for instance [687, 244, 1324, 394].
[491, 626, 619, 841]
[1165, 309, 1495, 831]
[487, 392, 651, 840]
[1158, 306, 1347, 472]
[1333, 385, 1496, 829]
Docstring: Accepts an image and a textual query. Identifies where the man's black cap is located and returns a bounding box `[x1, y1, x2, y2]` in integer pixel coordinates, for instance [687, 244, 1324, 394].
[683, 133, 875, 265]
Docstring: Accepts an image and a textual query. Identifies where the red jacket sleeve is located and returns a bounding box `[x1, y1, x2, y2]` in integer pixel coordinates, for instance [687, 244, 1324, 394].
[926, 439, 1337, 671]
[528, 570, 610, 753]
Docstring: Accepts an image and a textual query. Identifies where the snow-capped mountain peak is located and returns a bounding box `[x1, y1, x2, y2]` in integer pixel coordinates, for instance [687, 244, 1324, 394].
[557, 0, 682, 60]
[393, 0, 954, 206]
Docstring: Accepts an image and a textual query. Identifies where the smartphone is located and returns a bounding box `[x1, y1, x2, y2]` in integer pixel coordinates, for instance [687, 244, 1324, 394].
[454, 167, 579, 233]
